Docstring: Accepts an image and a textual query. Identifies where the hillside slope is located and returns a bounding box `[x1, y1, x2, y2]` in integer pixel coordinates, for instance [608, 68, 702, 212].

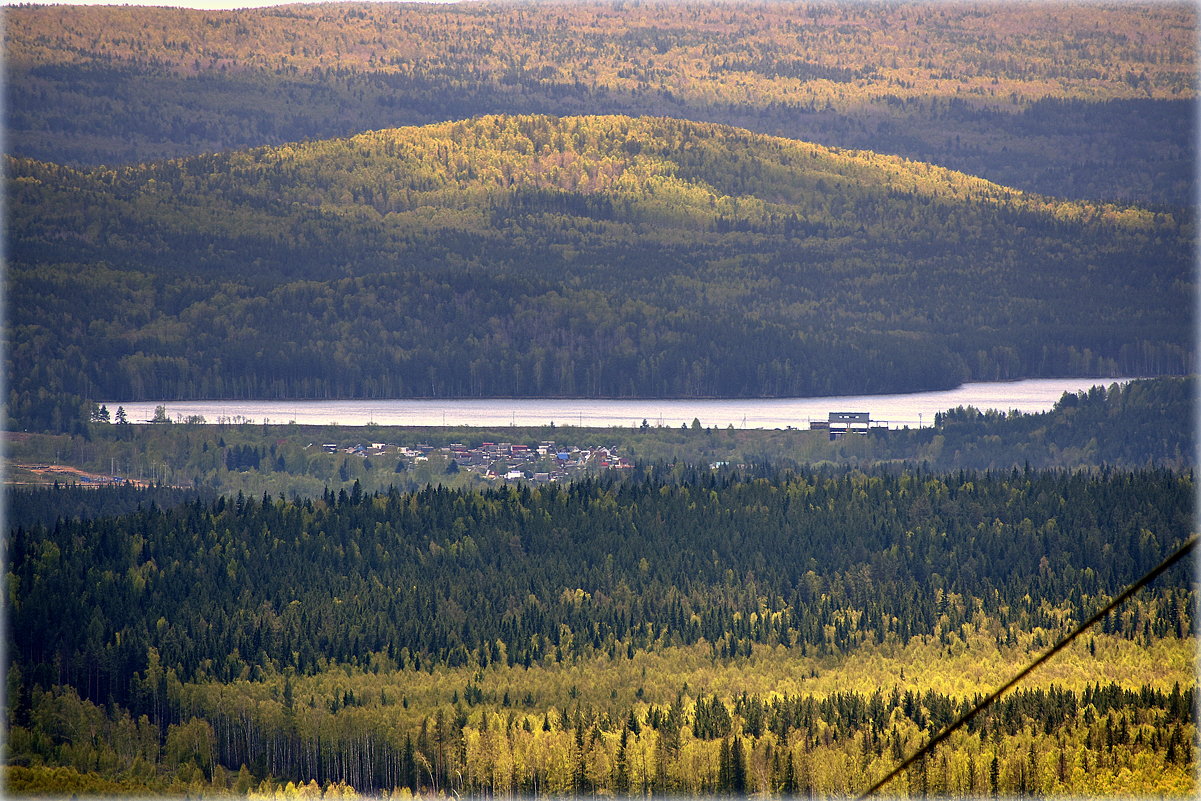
[5, 1, 1195, 205]
[7, 115, 1192, 431]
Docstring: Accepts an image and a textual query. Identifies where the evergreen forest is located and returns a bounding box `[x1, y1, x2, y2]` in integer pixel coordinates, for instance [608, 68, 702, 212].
[8, 115, 1193, 433]
[6, 1, 1196, 433]
[7, 463, 1197, 797]
[4, 2, 1197, 798]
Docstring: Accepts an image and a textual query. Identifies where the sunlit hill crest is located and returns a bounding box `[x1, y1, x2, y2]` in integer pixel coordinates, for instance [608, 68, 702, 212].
[49, 115, 1165, 229]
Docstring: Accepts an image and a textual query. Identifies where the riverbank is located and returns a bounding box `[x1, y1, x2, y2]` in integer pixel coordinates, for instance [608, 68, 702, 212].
[104, 377, 1145, 430]
[11, 378, 1191, 498]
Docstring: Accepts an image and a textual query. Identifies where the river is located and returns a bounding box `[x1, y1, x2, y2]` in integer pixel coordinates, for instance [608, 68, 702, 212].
[107, 377, 1140, 429]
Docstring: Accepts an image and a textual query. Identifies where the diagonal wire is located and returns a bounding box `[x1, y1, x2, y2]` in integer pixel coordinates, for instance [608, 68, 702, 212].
[856, 534, 1198, 800]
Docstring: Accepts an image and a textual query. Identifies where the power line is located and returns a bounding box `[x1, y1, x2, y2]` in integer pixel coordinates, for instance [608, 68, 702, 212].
[856, 534, 1198, 800]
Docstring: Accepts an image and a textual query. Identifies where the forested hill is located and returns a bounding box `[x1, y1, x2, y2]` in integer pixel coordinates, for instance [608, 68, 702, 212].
[8, 115, 1192, 432]
[5, 1, 1195, 206]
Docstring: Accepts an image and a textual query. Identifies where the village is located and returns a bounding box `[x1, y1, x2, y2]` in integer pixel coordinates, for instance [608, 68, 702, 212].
[318, 439, 633, 483]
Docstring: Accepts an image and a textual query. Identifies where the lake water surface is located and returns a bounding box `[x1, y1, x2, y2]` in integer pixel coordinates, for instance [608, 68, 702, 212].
[110, 377, 1139, 429]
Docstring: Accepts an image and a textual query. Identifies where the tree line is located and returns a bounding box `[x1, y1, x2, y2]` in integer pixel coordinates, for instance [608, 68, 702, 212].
[6, 2, 1194, 205]
[10, 670, 1194, 797]
[5, 377, 1194, 505]
[6, 463, 1195, 795]
[7, 116, 1192, 432]
[9, 464, 1194, 710]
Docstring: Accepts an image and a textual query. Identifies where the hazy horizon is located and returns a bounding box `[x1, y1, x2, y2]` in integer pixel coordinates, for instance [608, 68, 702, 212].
[14, 0, 461, 9]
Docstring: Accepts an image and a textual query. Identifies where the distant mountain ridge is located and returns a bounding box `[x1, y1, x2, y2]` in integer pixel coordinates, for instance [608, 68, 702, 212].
[5, 1, 1195, 205]
[7, 115, 1193, 432]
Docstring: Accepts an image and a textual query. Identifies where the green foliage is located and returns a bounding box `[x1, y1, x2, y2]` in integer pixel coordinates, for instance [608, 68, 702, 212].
[9, 464, 1193, 698]
[5, 3, 1195, 205]
[4, 765, 167, 797]
[6, 631, 1196, 796]
[7, 116, 1192, 432]
[7, 461, 1195, 795]
[4, 5, 1198, 795]
[6, 482, 202, 531]
[876, 377, 1196, 470]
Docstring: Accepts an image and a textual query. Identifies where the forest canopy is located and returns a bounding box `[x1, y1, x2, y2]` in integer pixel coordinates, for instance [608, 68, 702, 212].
[7, 115, 1193, 432]
[7, 463, 1196, 796]
[5, 3, 1197, 798]
[5, 1, 1195, 205]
